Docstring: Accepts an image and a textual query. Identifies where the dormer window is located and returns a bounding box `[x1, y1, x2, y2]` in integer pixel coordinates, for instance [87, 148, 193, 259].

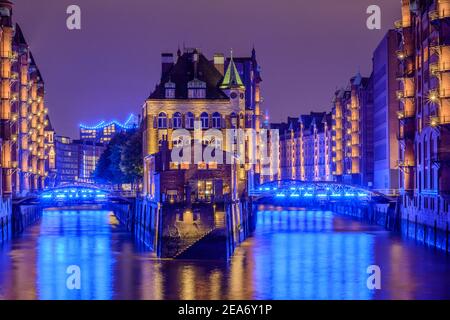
[0, 8, 11, 17]
[165, 81, 176, 99]
[188, 79, 206, 99]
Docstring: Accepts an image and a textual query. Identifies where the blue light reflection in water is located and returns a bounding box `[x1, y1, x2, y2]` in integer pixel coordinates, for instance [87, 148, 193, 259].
[37, 211, 113, 300]
[0, 207, 449, 300]
[249, 210, 374, 300]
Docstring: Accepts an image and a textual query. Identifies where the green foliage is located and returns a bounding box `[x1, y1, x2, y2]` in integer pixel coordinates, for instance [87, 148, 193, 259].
[94, 128, 143, 187]
[120, 128, 144, 182]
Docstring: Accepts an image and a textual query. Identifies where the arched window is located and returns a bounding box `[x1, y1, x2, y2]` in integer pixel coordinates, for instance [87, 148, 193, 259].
[212, 112, 221, 129]
[186, 112, 194, 129]
[158, 112, 167, 129]
[230, 112, 237, 128]
[201, 112, 209, 129]
[173, 112, 182, 129]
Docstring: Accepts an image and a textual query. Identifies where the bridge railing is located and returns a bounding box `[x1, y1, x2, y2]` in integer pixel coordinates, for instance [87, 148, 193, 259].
[249, 180, 389, 202]
[39, 186, 110, 204]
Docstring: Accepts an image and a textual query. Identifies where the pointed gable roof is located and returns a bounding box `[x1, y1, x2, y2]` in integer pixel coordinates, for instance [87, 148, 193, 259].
[44, 115, 54, 131]
[14, 23, 27, 46]
[220, 52, 245, 90]
[148, 49, 229, 100]
[29, 52, 44, 83]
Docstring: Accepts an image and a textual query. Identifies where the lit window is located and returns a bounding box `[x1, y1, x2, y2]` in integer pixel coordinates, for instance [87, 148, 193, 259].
[180, 163, 190, 170]
[200, 112, 209, 129]
[188, 79, 206, 99]
[212, 112, 221, 129]
[165, 81, 176, 99]
[158, 112, 167, 128]
[208, 162, 218, 170]
[173, 112, 182, 129]
[186, 112, 194, 129]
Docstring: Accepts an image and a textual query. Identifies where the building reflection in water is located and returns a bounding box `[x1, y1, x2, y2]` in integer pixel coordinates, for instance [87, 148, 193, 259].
[246, 209, 375, 300]
[0, 207, 449, 300]
[37, 211, 113, 300]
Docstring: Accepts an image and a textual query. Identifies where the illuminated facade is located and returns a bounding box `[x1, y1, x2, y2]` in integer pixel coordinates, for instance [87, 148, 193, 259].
[142, 48, 263, 199]
[275, 113, 333, 182]
[76, 140, 105, 184]
[54, 136, 105, 185]
[80, 114, 138, 144]
[396, 0, 450, 234]
[44, 115, 56, 187]
[55, 136, 79, 185]
[0, 1, 53, 196]
[332, 74, 374, 187]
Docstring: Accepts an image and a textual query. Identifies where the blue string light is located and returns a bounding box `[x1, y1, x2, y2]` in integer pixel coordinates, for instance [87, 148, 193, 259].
[79, 114, 137, 130]
[40, 185, 110, 203]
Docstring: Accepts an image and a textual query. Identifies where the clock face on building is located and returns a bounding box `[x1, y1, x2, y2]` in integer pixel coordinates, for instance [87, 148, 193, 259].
[230, 92, 238, 99]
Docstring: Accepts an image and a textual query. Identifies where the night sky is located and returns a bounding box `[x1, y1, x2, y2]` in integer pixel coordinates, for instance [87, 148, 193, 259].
[12, 0, 400, 138]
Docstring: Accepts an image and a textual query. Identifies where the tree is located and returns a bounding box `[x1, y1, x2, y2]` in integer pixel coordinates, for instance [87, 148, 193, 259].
[93, 146, 112, 184]
[120, 127, 143, 188]
[94, 128, 143, 190]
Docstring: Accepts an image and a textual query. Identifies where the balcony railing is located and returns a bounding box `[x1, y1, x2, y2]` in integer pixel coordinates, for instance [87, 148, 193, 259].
[430, 61, 450, 77]
[394, 20, 404, 30]
[429, 9, 450, 22]
[398, 160, 415, 167]
[0, 51, 14, 60]
[430, 116, 450, 127]
[396, 90, 414, 100]
[4, 161, 19, 169]
[441, 88, 450, 98]
[397, 110, 415, 120]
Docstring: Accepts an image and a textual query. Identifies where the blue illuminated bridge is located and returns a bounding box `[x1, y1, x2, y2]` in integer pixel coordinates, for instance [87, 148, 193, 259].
[16, 184, 132, 207]
[250, 180, 393, 204]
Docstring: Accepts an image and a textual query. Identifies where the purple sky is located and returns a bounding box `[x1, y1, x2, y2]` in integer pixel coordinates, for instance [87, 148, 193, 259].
[12, 0, 400, 138]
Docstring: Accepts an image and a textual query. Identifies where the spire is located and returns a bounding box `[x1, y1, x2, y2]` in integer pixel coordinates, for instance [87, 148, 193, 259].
[220, 49, 245, 90]
[352, 72, 363, 86]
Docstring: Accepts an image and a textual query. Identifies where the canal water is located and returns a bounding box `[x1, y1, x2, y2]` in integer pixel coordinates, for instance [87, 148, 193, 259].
[0, 207, 449, 300]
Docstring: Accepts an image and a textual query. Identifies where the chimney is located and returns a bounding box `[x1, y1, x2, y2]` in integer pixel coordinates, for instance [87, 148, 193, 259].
[214, 53, 225, 75]
[161, 53, 174, 78]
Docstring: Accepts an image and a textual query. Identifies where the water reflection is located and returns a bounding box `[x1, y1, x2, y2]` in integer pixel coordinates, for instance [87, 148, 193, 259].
[248, 210, 374, 299]
[0, 207, 449, 300]
[37, 211, 113, 299]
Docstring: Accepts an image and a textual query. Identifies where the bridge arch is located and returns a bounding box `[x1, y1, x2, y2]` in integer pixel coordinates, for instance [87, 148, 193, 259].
[40, 184, 110, 205]
[250, 180, 392, 203]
